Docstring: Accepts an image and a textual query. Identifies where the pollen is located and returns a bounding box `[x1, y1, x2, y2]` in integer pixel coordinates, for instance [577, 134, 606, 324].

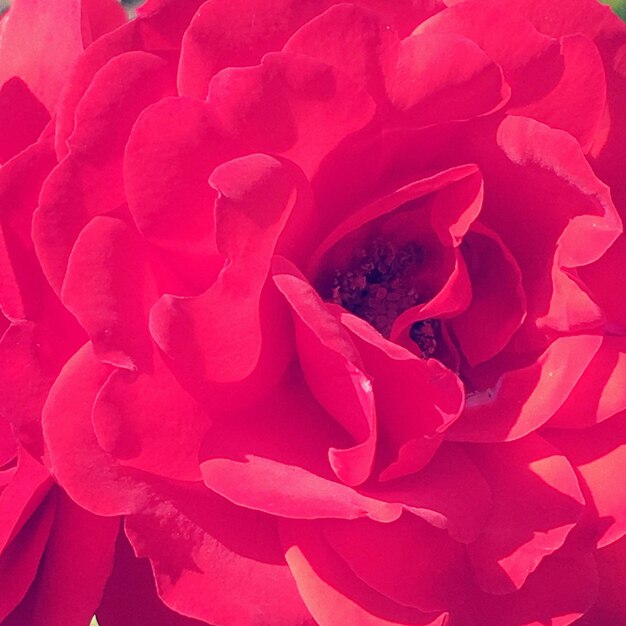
[329, 238, 423, 337]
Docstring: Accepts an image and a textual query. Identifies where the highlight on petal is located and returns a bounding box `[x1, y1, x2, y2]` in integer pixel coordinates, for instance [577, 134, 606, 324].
[464, 434, 585, 595]
[280, 519, 449, 626]
[448, 334, 602, 442]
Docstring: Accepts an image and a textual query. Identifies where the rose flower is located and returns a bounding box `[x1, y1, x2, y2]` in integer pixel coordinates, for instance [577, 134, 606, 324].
[2, 0, 626, 624]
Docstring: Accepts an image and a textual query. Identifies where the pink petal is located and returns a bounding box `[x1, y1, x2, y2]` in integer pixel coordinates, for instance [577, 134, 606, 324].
[452, 225, 526, 366]
[321, 514, 469, 612]
[61, 216, 156, 370]
[97, 530, 206, 626]
[387, 31, 510, 125]
[284, 3, 398, 105]
[150, 154, 306, 384]
[448, 334, 602, 442]
[0, 78, 49, 164]
[360, 443, 492, 544]
[179, 0, 330, 98]
[92, 347, 210, 481]
[545, 412, 626, 548]
[207, 51, 376, 177]
[509, 34, 606, 152]
[280, 519, 449, 626]
[33, 51, 177, 293]
[124, 487, 314, 626]
[0, 0, 83, 113]
[340, 313, 464, 480]
[124, 97, 224, 260]
[274, 267, 376, 486]
[548, 337, 626, 429]
[199, 367, 401, 523]
[3, 491, 118, 626]
[465, 434, 585, 594]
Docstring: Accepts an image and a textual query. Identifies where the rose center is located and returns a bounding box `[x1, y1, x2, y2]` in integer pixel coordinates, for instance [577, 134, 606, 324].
[328, 238, 423, 337]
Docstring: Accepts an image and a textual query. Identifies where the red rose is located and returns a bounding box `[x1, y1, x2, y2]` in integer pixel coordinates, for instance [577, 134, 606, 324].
[2, 0, 626, 624]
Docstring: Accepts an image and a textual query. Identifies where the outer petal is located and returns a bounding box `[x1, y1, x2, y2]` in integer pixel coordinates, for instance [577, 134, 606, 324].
[124, 486, 315, 626]
[386, 31, 510, 125]
[360, 443, 492, 544]
[547, 337, 626, 429]
[92, 346, 210, 482]
[280, 520, 449, 626]
[199, 366, 401, 523]
[61, 216, 156, 371]
[124, 97, 225, 261]
[3, 491, 118, 626]
[0, 78, 49, 164]
[43, 345, 314, 626]
[464, 434, 585, 594]
[449, 335, 602, 442]
[0, 0, 83, 112]
[178, 0, 331, 98]
[320, 514, 469, 612]
[33, 51, 177, 294]
[207, 51, 376, 177]
[96, 530, 206, 626]
[544, 411, 626, 548]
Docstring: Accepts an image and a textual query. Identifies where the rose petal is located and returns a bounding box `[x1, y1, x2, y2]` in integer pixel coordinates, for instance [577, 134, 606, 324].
[33, 51, 177, 293]
[548, 337, 626, 429]
[360, 443, 492, 544]
[387, 31, 510, 125]
[61, 216, 156, 371]
[465, 434, 585, 594]
[321, 514, 468, 612]
[284, 3, 398, 105]
[124, 485, 314, 626]
[280, 519, 449, 626]
[452, 225, 526, 366]
[340, 313, 464, 481]
[150, 154, 306, 384]
[448, 334, 602, 442]
[199, 367, 401, 523]
[96, 530, 206, 626]
[274, 266, 377, 486]
[92, 347, 210, 481]
[179, 0, 331, 98]
[545, 411, 626, 548]
[0, 0, 83, 112]
[3, 491, 118, 626]
[0, 78, 49, 164]
[207, 51, 376, 177]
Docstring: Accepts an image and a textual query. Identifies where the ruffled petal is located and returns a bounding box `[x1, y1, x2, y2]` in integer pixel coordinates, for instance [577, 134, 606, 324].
[199, 366, 401, 523]
[280, 519, 449, 626]
[207, 51, 376, 177]
[33, 50, 177, 294]
[61, 216, 156, 371]
[545, 411, 626, 548]
[448, 335, 602, 442]
[0, 0, 83, 113]
[150, 154, 307, 385]
[452, 225, 526, 366]
[465, 434, 585, 594]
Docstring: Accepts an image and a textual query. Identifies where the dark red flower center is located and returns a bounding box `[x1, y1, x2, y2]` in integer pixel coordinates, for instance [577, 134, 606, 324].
[328, 238, 424, 337]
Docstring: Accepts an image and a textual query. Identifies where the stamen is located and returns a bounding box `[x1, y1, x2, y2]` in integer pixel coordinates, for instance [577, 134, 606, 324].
[409, 320, 439, 358]
[329, 238, 422, 337]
